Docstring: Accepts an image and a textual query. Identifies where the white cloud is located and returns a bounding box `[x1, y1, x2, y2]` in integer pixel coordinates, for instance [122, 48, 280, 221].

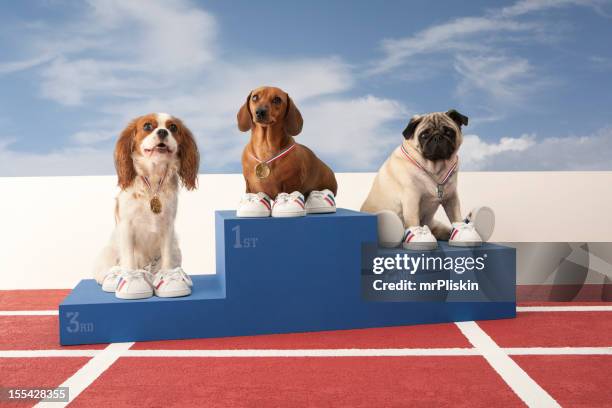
[498, 0, 607, 17]
[72, 130, 116, 145]
[461, 134, 535, 170]
[0, 0, 406, 175]
[454, 55, 537, 104]
[461, 127, 612, 170]
[370, 17, 532, 75]
[590, 55, 612, 70]
[300, 96, 408, 169]
[368, 0, 606, 107]
[0, 54, 54, 75]
[32, 0, 217, 106]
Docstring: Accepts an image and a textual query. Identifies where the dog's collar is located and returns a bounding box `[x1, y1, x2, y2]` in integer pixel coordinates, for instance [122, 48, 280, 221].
[400, 144, 458, 200]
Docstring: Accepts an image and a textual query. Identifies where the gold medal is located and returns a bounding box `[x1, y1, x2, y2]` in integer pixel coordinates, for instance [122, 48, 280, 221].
[255, 162, 271, 179]
[150, 196, 162, 214]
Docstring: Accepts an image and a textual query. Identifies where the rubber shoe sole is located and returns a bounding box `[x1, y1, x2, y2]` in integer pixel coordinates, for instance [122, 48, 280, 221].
[402, 241, 438, 251]
[376, 210, 405, 248]
[115, 290, 153, 300]
[102, 280, 118, 292]
[271, 210, 306, 218]
[467, 206, 495, 242]
[236, 210, 270, 218]
[449, 240, 482, 247]
[306, 206, 336, 214]
[156, 288, 192, 298]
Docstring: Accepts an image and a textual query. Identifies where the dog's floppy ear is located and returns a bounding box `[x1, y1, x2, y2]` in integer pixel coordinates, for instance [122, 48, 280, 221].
[446, 109, 468, 127]
[114, 120, 138, 190]
[284, 94, 303, 136]
[176, 119, 200, 191]
[402, 115, 423, 140]
[237, 92, 253, 132]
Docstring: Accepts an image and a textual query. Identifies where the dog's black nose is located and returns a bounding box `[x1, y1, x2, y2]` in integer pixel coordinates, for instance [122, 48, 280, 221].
[255, 107, 268, 120]
[157, 129, 169, 139]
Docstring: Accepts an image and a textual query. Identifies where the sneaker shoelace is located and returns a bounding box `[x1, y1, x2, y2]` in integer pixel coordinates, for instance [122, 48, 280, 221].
[453, 222, 475, 232]
[119, 269, 154, 287]
[106, 266, 123, 281]
[413, 226, 432, 236]
[157, 267, 193, 287]
[275, 193, 290, 204]
[308, 190, 327, 200]
[241, 193, 258, 203]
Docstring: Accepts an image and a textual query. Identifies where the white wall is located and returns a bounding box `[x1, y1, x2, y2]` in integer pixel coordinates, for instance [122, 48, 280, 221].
[1, 172, 611, 289]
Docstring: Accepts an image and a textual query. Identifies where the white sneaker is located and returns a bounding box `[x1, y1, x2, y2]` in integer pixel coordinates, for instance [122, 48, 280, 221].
[402, 225, 438, 250]
[465, 206, 495, 242]
[375, 210, 404, 248]
[449, 222, 482, 247]
[115, 269, 154, 300]
[101, 266, 123, 293]
[305, 189, 337, 214]
[272, 191, 306, 217]
[154, 267, 193, 298]
[237, 192, 272, 217]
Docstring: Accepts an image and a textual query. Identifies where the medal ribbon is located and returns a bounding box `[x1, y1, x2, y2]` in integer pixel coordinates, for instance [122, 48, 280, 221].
[141, 167, 168, 197]
[400, 144, 457, 196]
[248, 143, 296, 165]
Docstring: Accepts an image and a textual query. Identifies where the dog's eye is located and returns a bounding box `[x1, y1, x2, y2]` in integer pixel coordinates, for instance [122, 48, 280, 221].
[443, 127, 454, 136]
[252, 94, 259, 102]
[143, 123, 153, 132]
[272, 96, 282, 105]
[168, 124, 178, 133]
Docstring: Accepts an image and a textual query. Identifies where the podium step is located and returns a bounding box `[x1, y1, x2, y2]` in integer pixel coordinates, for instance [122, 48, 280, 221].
[59, 209, 515, 345]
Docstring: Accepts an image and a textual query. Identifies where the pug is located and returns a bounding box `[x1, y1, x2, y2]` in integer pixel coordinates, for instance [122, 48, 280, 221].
[361, 110, 494, 250]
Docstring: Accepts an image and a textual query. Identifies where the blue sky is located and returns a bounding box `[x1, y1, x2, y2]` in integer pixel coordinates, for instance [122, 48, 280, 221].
[1, 0, 611, 175]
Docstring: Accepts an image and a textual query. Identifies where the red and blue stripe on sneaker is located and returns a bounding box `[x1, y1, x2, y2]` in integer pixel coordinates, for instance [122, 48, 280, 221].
[259, 196, 271, 210]
[324, 193, 335, 207]
[295, 195, 305, 209]
[117, 277, 126, 291]
[450, 227, 459, 240]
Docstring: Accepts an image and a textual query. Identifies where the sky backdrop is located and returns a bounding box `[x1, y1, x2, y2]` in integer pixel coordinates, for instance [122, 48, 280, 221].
[1, 0, 612, 176]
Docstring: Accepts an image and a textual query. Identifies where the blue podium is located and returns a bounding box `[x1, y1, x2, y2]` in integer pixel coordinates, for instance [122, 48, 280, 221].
[59, 209, 515, 345]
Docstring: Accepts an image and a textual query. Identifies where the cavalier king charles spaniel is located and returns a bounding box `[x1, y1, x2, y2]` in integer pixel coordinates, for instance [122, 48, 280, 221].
[94, 113, 199, 299]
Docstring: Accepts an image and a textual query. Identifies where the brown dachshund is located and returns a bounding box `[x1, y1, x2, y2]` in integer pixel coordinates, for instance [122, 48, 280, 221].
[237, 86, 337, 201]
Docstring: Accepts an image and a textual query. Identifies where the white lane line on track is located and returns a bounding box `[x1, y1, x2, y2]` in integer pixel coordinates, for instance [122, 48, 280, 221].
[0, 310, 58, 316]
[1, 347, 611, 359]
[517, 305, 612, 312]
[123, 348, 479, 357]
[456, 321, 560, 408]
[505, 347, 612, 355]
[34, 342, 133, 408]
[0, 350, 101, 357]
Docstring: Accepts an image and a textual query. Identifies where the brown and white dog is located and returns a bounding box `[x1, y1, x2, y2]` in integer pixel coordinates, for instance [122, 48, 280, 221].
[93, 113, 199, 298]
[236, 86, 337, 217]
[362, 110, 493, 249]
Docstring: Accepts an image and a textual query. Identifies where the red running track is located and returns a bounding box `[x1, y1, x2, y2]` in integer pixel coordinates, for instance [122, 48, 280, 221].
[1, 290, 611, 407]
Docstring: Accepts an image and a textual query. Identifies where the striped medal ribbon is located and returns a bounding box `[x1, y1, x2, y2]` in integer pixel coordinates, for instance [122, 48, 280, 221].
[400, 144, 457, 200]
[249, 143, 297, 179]
[141, 167, 168, 214]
